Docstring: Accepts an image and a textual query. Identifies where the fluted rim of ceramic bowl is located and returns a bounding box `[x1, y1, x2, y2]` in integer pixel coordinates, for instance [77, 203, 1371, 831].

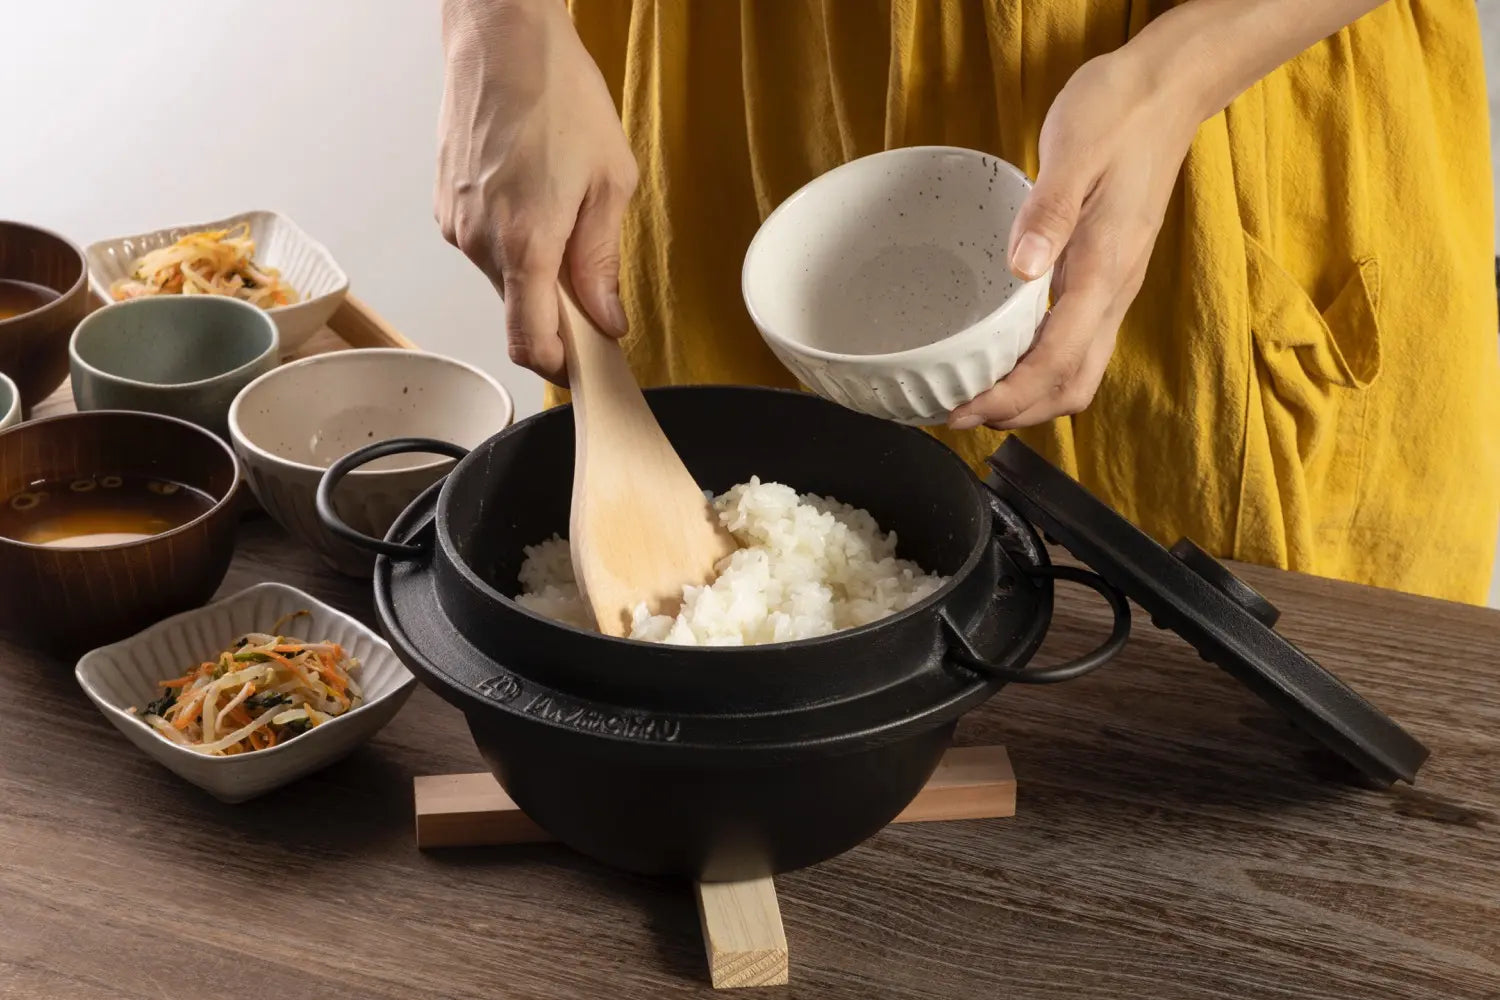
[0, 371, 18, 428]
[83, 208, 349, 316]
[74, 581, 417, 768]
[0, 219, 89, 329]
[226, 347, 515, 479]
[742, 145, 1050, 365]
[0, 408, 242, 552]
[69, 296, 281, 391]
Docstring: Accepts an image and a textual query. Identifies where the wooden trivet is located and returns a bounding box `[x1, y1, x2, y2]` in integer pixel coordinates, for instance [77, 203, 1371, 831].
[413, 744, 1016, 989]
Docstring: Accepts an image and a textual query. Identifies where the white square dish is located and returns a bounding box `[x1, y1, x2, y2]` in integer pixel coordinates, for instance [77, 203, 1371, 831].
[75, 582, 415, 803]
[86, 210, 350, 352]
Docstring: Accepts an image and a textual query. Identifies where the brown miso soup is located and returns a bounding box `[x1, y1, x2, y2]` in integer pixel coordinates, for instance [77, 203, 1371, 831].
[0, 474, 215, 547]
[0, 279, 60, 321]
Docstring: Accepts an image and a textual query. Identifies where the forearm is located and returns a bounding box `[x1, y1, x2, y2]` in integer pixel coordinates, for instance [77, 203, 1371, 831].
[443, 0, 567, 57]
[1122, 0, 1388, 124]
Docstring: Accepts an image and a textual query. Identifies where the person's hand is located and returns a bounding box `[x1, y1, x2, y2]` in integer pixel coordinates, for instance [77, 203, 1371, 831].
[947, 51, 1201, 430]
[436, 0, 638, 383]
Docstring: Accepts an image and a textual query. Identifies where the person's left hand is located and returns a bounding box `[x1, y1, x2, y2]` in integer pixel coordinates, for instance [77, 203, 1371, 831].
[947, 51, 1203, 431]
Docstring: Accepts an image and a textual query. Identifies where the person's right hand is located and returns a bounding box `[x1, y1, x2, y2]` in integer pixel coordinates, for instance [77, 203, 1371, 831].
[436, 0, 638, 383]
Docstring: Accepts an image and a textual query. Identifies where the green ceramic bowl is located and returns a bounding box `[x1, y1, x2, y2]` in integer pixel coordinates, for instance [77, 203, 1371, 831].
[70, 296, 279, 437]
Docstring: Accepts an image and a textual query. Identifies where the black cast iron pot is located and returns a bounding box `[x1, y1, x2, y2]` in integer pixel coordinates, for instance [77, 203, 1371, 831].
[317, 386, 1128, 880]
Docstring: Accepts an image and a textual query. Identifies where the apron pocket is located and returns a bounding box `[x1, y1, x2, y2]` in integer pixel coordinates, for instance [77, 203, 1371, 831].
[1244, 232, 1382, 465]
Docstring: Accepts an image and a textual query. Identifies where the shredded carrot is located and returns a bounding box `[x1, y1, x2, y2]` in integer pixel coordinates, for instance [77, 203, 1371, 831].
[109, 224, 298, 309]
[133, 616, 364, 756]
[159, 663, 212, 688]
[319, 665, 348, 696]
[172, 691, 207, 730]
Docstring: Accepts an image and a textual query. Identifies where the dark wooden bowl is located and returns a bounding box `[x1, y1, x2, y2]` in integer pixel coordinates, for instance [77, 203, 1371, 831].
[0, 410, 241, 655]
[0, 221, 90, 413]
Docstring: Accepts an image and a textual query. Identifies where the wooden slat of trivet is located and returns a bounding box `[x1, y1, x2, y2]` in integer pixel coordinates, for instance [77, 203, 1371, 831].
[893, 744, 1016, 822]
[413, 745, 1015, 849]
[411, 772, 551, 847]
[697, 877, 788, 988]
[413, 746, 1014, 991]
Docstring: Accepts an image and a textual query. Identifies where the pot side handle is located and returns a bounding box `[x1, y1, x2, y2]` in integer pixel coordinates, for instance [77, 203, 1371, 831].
[945, 564, 1131, 684]
[314, 437, 470, 560]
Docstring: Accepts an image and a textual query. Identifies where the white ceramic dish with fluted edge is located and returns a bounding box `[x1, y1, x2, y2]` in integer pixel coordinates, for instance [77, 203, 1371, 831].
[228, 348, 514, 576]
[75, 582, 417, 803]
[86, 209, 349, 352]
[743, 146, 1051, 426]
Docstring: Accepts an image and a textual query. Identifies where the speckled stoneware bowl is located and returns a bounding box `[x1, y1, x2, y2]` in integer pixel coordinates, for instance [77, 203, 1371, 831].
[227, 348, 513, 576]
[0, 372, 19, 432]
[70, 296, 280, 436]
[743, 146, 1051, 425]
[75, 582, 416, 803]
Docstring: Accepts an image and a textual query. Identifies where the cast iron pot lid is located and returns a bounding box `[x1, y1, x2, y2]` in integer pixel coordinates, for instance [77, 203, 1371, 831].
[986, 437, 1430, 787]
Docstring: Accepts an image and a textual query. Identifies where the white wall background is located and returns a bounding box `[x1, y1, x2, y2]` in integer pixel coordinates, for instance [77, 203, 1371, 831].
[0, 0, 540, 417]
[1480, 0, 1500, 608]
[4, 0, 1499, 602]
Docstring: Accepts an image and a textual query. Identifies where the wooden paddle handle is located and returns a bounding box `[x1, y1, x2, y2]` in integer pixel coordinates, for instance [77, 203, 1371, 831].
[556, 282, 650, 429]
[553, 279, 737, 636]
[554, 280, 658, 635]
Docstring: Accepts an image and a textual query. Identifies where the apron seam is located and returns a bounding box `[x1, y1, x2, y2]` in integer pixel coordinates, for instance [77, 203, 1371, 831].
[1224, 123, 1258, 559]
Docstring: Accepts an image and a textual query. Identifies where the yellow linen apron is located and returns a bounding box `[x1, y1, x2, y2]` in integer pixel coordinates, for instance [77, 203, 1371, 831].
[558, 0, 1500, 604]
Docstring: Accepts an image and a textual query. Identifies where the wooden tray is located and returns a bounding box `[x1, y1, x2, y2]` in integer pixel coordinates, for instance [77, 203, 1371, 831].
[34, 294, 418, 421]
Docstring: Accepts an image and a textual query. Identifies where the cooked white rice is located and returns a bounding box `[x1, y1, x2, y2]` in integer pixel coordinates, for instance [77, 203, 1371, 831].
[514, 478, 947, 646]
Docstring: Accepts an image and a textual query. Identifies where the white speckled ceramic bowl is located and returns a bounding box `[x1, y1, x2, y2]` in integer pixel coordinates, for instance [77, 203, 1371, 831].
[70, 295, 279, 436]
[0, 372, 18, 431]
[228, 348, 513, 576]
[743, 146, 1051, 425]
[75, 582, 417, 803]
[86, 210, 349, 352]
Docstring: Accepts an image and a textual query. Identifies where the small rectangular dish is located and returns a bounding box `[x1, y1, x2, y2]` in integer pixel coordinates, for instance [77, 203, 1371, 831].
[85, 209, 349, 353]
[75, 581, 416, 802]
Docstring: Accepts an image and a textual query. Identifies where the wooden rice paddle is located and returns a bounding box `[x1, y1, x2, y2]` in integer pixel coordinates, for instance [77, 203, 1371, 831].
[555, 282, 738, 636]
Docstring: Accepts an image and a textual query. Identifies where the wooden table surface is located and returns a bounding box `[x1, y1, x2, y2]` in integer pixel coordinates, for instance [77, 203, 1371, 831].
[1, 515, 1496, 999]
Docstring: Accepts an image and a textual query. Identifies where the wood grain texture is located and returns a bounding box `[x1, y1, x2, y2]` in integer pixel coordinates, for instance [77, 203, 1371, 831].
[1, 519, 1497, 999]
[415, 747, 1015, 850]
[0, 411, 239, 653]
[0, 221, 89, 410]
[415, 748, 1012, 988]
[414, 772, 551, 847]
[696, 877, 789, 989]
[325, 294, 419, 351]
[892, 745, 1016, 823]
[555, 284, 738, 635]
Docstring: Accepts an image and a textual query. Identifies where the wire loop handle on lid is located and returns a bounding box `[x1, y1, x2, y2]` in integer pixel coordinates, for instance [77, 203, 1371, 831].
[944, 563, 1131, 684]
[315, 437, 469, 560]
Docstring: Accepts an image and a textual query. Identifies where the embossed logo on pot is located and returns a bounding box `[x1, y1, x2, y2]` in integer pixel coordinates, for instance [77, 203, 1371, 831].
[476, 671, 522, 703]
[523, 694, 682, 742]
